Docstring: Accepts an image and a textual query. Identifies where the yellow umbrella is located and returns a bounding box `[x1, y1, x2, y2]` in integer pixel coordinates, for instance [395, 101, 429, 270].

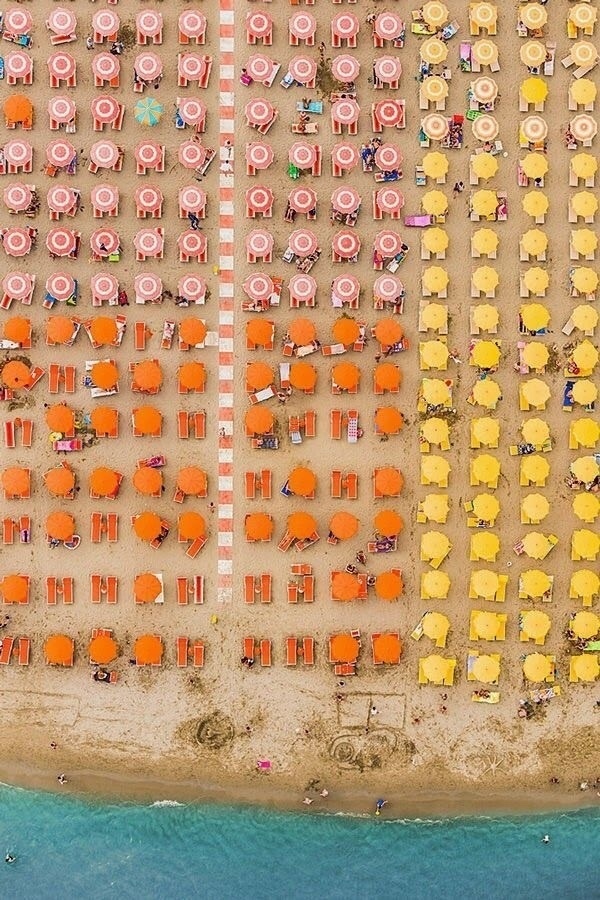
[572, 191, 598, 219]
[421, 378, 451, 406]
[521, 229, 548, 258]
[422, 267, 449, 294]
[472, 304, 499, 331]
[421, 654, 452, 684]
[522, 532, 554, 560]
[421, 153, 450, 183]
[520, 3, 547, 29]
[471, 228, 499, 256]
[520, 455, 550, 486]
[422, 1, 449, 26]
[571, 455, 600, 483]
[521, 609, 551, 640]
[520, 77, 548, 105]
[421, 530, 451, 562]
[571, 417, 600, 448]
[472, 610, 502, 640]
[571, 229, 598, 257]
[571, 153, 598, 181]
[420, 340, 449, 370]
[471, 416, 500, 447]
[421, 76, 449, 103]
[470, 569, 499, 598]
[523, 654, 552, 683]
[572, 529, 600, 560]
[472, 39, 498, 67]
[570, 79, 597, 107]
[471, 532, 500, 562]
[571, 268, 599, 295]
[472, 378, 502, 408]
[521, 418, 549, 445]
[571, 380, 598, 406]
[420, 492, 450, 523]
[571, 655, 600, 682]
[571, 611, 600, 640]
[521, 378, 551, 408]
[522, 343, 549, 370]
[522, 191, 549, 218]
[472, 493, 500, 523]
[421, 456, 451, 488]
[572, 305, 598, 332]
[572, 340, 599, 370]
[570, 569, 600, 600]
[570, 5, 598, 29]
[520, 303, 550, 331]
[422, 190, 448, 216]
[422, 228, 449, 255]
[472, 654, 500, 684]
[470, 454, 500, 485]
[573, 492, 600, 523]
[472, 190, 498, 217]
[421, 417, 450, 445]
[421, 570, 450, 599]
[471, 339, 501, 368]
[420, 37, 448, 65]
[520, 41, 546, 68]
[422, 611, 450, 643]
[471, 154, 498, 181]
[520, 153, 548, 180]
[520, 569, 551, 598]
[421, 302, 448, 330]
[472, 267, 499, 295]
[523, 267, 549, 295]
[521, 492, 550, 523]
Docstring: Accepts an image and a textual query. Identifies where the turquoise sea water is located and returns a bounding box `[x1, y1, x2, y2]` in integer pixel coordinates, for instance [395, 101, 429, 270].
[0, 785, 598, 900]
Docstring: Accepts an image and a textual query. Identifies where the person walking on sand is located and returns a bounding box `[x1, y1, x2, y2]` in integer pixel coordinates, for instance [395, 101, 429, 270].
[375, 798, 387, 816]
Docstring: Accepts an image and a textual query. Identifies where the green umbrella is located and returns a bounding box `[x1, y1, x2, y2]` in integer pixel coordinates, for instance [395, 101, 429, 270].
[134, 97, 164, 126]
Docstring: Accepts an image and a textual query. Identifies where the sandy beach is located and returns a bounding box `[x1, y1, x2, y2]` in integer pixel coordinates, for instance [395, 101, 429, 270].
[0, 0, 598, 816]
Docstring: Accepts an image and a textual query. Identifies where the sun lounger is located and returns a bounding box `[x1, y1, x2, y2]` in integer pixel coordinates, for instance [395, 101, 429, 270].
[259, 639, 272, 667]
[302, 637, 314, 665]
[176, 636, 189, 668]
[0, 638, 14, 664]
[286, 637, 298, 666]
[193, 641, 205, 667]
[16, 636, 29, 665]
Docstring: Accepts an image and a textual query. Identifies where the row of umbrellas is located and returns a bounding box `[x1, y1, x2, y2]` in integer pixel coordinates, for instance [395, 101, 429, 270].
[4, 49, 211, 85]
[1, 137, 208, 170]
[2, 464, 209, 498]
[1, 359, 206, 392]
[3, 182, 208, 216]
[6, 8, 204, 40]
[2, 272, 206, 305]
[0, 226, 206, 261]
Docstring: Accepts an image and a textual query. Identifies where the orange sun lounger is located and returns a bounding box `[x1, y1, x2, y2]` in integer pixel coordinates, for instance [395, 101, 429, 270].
[17, 636, 30, 665]
[192, 641, 205, 667]
[259, 639, 272, 667]
[286, 637, 298, 666]
[176, 636, 189, 668]
[243, 636, 256, 661]
[302, 636, 315, 665]
[0, 637, 14, 664]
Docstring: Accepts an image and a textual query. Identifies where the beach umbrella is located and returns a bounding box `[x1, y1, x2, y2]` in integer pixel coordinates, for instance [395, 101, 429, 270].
[422, 1, 449, 26]
[420, 302, 448, 331]
[0, 575, 29, 604]
[471, 611, 502, 641]
[570, 418, 600, 449]
[422, 612, 450, 645]
[523, 267, 549, 296]
[422, 267, 449, 295]
[572, 610, 600, 641]
[522, 532, 554, 560]
[419, 488, 451, 521]
[472, 655, 500, 684]
[134, 635, 163, 666]
[374, 12, 404, 41]
[471, 416, 499, 447]
[132, 360, 163, 392]
[520, 40, 546, 68]
[570, 79, 597, 108]
[520, 77, 548, 105]
[374, 467, 403, 496]
[420, 37, 448, 64]
[572, 380, 598, 406]
[420, 341, 449, 370]
[373, 633, 402, 665]
[133, 511, 163, 543]
[44, 635, 74, 667]
[3, 317, 31, 345]
[471, 229, 499, 257]
[331, 573, 361, 602]
[134, 97, 164, 127]
[374, 509, 404, 537]
[245, 513, 272, 541]
[472, 268, 500, 298]
[332, 317, 360, 346]
[422, 190, 448, 217]
[471, 154, 498, 181]
[472, 39, 498, 67]
[571, 569, 600, 602]
[421, 76, 449, 103]
[521, 610, 551, 641]
[331, 54, 361, 83]
[4, 9, 33, 33]
[132, 406, 162, 438]
[178, 512, 206, 541]
[471, 190, 498, 218]
[420, 457, 451, 489]
[523, 654, 552, 683]
[289, 318, 316, 346]
[421, 114, 449, 141]
[472, 493, 500, 523]
[89, 467, 121, 498]
[246, 319, 274, 349]
[520, 303, 550, 331]
[45, 404, 75, 433]
[572, 529, 600, 560]
[572, 655, 600, 682]
[472, 115, 499, 142]
[573, 493, 600, 523]
[288, 467, 316, 498]
[470, 378, 501, 409]
[572, 340, 599, 370]
[571, 269, 599, 296]
[329, 634, 359, 662]
[289, 362, 316, 392]
[287, 512, 316, 540]
[246, 362, 274, 391]
[331, 186, 361, 215]
[179, 318, 207, 347]
[46, 512, 75, 541]
[422, 229, 449, 257]
[44, 466, 75, 498]
[522, 190, 549, 219]
[374, 362, 401, 391]
[521, 3, 547, 28]
[570, 115, 597, 144]
[471, 305, 499, 333]
[421, 530, 451, 563]
[571, 153, 598, 181]
[89, 635, 118, 666]
[521, 493, 550, 524]
[244, 407, 274, 436]
[471, 570, 499, 600]
[521, 378, 551, 409]
[332, 362, 360, 390]
[331, 99, 361, 127]
[571, 456, 600, 483]
[134, 573, 163, 603]
[375, 570, 403, 601]
[89, 360, 119, 391]
[331, 142, 359, 172]
[329, 512, 359, 541]
[1, 468, 30, 498]
[471, 532, 500, 562]
[471, 454, 500, 486]
[521, 229, 548, 258]
[421, 570, 450, 599]
[572, 192, 599, 220]
[421, 378, 451, 406]
[373, 231, 403, 259]
[421, 654, 452, 684]
[178, 361, 206, 392]
[520, 455, 550, 486]
[520, 569, 551, 599]
[375, 407, 404, 435]
[521, 343, 549, 371]
[374, 56, 402, 85]
[521, 153, 548, 180]
[572, 41, 599, 68]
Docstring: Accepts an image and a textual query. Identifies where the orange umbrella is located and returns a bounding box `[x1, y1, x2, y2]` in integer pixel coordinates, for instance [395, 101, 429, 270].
[332, 362, 360, 390]
[90, 360, 119, 389]
[2, 467, 30, 497]
[246, 361, 274, 390]
[373, 633, 402, 664]
[290, 362, 317, 391]
[133, 511, 162, 541]
[330, 633, 359, 661]
[133, 406, 162, 436]
[179, 317, 207, 346]
[374, 318, 403, 345]
[375, 570, 403, 600]
[45, 404, 75, 433]
[3, 316, 30, 344]
[2, 360, 30, 388]
[134, 634, 163, 665]
[178, 361, 205, 391]
[46, 316, 76, 345]
[132, 466, 162, 495]
[0, 574, 28, 603]
[374, 509, 404, 537]
[332, 571, 360, 601]
[329, 511, 359, 540]
[4, 95, 33, 123]
[245, 512, 273, 540]
[177, 466, 207, 495]
[44, 634, 74, 666]
[246, 319, 273, 346]
[375, 362, 402, 390]
[90, 407, 118, 436]
[287, 511, 317, 539]
[134, 572, 162, 602]
[375, 467, 404, 495]
[44, 466, 75, 497]
[245, 406, 274, 434]
[288, 466, 316, 496]
[90, 467, 121, 497]
[289, 318, 316, 345]
[375, 407, 404, 434]
[178, 511, 206, 540]
[46, 511, 74, 541]
[332, 317, 360, 345]
[133, 359, 162, 391]
[90, 317, 118, 345]
[89, 634, 118, 665]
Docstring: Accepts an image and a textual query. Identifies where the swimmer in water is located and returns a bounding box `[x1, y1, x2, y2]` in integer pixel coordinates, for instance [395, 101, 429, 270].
[542, 835, 550, 844]
[5, 853, 16, 864]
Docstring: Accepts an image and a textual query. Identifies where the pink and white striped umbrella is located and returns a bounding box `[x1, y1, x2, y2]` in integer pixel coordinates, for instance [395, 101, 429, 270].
[289, 12, 317, 40]
[90, 95, 120, 124]
[134, 229, 164, 258]
[6, 52, 32, 81]
[178, 186, 205, 214]
[289, 187, 317, 214]
[1, 229, 31, 258]
[137, 10, 163, 38]
[331, 186, 361, 214]
[178, 97, 206, 127]
[178, 274, 207, 303]
[178, 54, 207, 82]
[90, 228, 120, 256]
[92, 10, 120, 37]
[46, 272, 75, 300]
[246, 229, 274, 258]
[243, 273, 274, 301]
[245, 186, 274, 214]
[2, 271, 33, 300]
[331, 55, 360, 83]
[178, 141, 207, 169]
[374, 56, 402, 84]
[5, 8, 33, 34]
[3, 183, 32, 213]
[134, 273, 162, 302]
[374, 99, 403, 128]
[374, 274, 404, 299]
[90, 140, 120, 169]
[332, 142, 359, 171]
[376, 187, 405, 214]
[92, 54, 120, 82]
[245, 98, 274, 126]
[289, 55, 317, 85]
[91, 272, 119, 303]
[289, 229, 318, 258]
[47, 185, 78, 214]
[331, 12, 360, 38]
[134, 185, 163, 213]
[135, 141, 163, 169]
[375, 12, 404, 41]
[178, 231, 207, 256]
[246, 142, 274, 170]
[46, 228, 77, 257]
[374, 231, 403, 257]
[178, 10, 205, 39]
[331, 98, 360, 124]
[91, 184, 119, 214]
[332, 231, 361, 259]
[375, 143, 403, 171]
[288, 141, 316, 168]
[3, 140, 32, 169]
[246, 11, 273, 39]
[246, 54, 275, 82]
[48, 96, 76, 125]
[46, 139, 76, 168]
[332, 274, 360, 301]
[47, 8, 77, 37]
[135, 52, 162, 82]
[289, 274, 317, 300]
[47, 52, 76, 81]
